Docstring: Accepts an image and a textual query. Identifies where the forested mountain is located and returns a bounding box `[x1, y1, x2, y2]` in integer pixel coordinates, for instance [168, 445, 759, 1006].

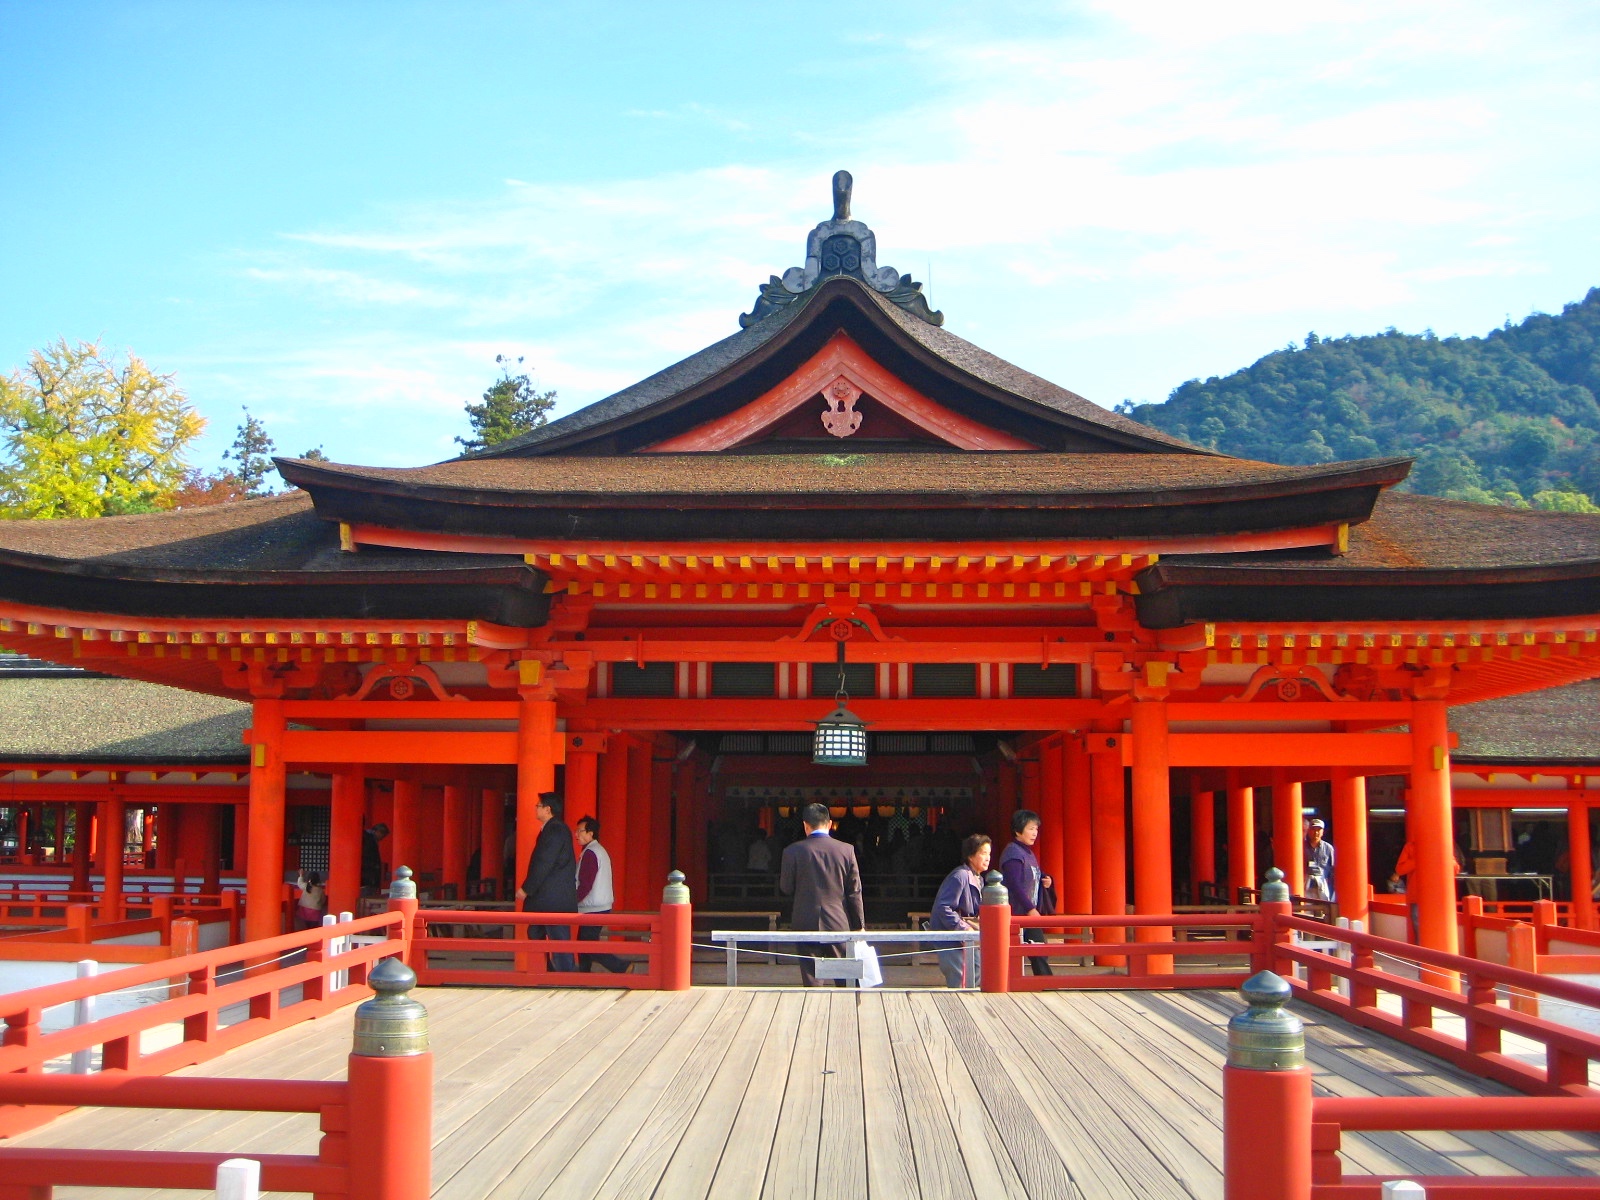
[1123, 288, 1600, 511]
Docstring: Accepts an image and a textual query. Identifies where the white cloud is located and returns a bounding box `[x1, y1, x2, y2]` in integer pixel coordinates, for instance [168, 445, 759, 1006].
[203, 1, 1600, 460]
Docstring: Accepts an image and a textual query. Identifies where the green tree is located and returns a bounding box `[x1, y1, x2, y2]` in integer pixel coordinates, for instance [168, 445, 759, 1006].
[0, 338, 205, 518]
[1127, 288, 1600, 509]
[225, 408, 277, 497]
[456, 355, 556, 453]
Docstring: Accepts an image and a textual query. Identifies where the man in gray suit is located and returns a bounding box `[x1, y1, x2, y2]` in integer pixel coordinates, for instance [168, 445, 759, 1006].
[779, 802, 866, 986]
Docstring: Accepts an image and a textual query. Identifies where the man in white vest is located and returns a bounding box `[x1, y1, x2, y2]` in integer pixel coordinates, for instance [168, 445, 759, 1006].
[575, 816, 629, 973]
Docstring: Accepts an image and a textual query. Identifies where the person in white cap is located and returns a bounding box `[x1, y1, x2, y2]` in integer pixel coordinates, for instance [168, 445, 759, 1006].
[1305, 818, 1335, 901]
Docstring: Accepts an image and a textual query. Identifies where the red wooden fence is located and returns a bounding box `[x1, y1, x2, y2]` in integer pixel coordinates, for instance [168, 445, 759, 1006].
[0, 910, 405, 1138]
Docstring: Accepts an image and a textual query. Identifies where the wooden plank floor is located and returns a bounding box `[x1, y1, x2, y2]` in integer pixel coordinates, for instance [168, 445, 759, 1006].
[16, 986, 1600, 1199]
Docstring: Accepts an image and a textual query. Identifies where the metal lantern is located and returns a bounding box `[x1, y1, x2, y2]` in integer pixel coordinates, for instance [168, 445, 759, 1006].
[812, 626, 869, 766]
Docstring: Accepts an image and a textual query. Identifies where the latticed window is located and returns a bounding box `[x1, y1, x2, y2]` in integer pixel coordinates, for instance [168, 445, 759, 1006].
[611, 662, 677, 697]
[1010, 664, 1078, 697]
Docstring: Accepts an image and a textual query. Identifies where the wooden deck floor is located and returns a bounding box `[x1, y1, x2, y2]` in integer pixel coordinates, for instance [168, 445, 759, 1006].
[17, 986, 1600, 1199]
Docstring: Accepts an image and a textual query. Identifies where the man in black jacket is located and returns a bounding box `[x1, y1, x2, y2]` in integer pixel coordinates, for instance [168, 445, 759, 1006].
[779, 802, 865, 986]
[515, 792, 578, 971]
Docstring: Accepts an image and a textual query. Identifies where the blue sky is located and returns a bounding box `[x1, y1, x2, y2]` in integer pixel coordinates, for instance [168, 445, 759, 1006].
[3, 1, 1598, 469]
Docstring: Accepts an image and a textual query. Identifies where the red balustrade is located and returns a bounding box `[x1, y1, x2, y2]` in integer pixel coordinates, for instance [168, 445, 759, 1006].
[0, 957, 430, 1200]
[0, 910, 405, 1138]
[979, 903, 1262, 992]
[397, 896, 692, 991]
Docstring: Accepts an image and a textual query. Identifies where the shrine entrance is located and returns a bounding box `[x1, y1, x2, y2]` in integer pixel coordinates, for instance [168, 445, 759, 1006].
[691, 730, 1022, 924]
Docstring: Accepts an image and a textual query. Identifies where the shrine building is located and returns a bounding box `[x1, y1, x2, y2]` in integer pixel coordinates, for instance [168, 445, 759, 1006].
[1, 172, 1598, 962]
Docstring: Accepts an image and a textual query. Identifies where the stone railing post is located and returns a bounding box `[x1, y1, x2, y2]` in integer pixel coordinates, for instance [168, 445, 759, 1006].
[386, 866, 418, 969]
[979, 869, 1010, 993]
[1252, 867, 1294, 976]
[346, 956, 432, 1200]
[1223, 971, 1312, 1200]
[660, 870, 693, 991]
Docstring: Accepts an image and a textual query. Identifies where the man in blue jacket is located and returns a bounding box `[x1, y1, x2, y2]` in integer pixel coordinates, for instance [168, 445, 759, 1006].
[997, 808, 1054, 976]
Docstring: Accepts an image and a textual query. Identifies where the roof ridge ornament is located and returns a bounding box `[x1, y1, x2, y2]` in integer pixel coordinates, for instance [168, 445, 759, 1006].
[740, 170, 944, 329]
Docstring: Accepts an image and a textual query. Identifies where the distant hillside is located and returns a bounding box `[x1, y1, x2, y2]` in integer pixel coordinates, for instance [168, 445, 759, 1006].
[1124, 288, 1600, 511]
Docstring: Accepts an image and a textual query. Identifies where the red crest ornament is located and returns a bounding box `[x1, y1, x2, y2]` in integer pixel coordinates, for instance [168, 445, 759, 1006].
[820, 377, 863, 438]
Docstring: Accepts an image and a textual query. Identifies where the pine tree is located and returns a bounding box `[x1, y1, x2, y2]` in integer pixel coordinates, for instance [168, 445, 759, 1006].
[456, 356, 557, 453]
[225, 408, 277, 497]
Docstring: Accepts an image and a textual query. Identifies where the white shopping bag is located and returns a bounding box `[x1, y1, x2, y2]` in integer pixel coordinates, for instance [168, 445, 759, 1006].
[853, 940, 883, 988]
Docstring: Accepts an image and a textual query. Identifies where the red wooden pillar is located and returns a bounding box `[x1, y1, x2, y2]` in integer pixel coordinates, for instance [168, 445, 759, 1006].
[52, 804, 66, 867]
[245, 697, 287, 943]
[1019, 755, 1042, 853]
[329, 769, 366, 917]
[441, 783, 469, 899]
[565, 745, 600, 823]
[1062, 735, 1093, 914]
[140, 807, 156, 862]
[1410, 698, 1461, 962]
[1190, 787, 1216, 892]
[154, 806, 178, 870]
[1226, 772, 1254, 902]
[1271, 770, 1304, 898]
[651, 753, 674, 901]
[1130, 696, 1173, 973]
[98, 797, 127, 921]
[480, 788, 506, 899]
[597, 741, 631, 908]
[1331, 770, 1368, 927]
[390, 778, 422, 893]
[198, 805, 221, 896]
[1567, 801, 1594, 931]
[514, 690, 559, 908]
[1037, 737, 1067, 898]
[626, 739, 655, 912]
[231, 801, 249, 875]
[72, 802, 92, 894]
[1089, 732, 1126, 961]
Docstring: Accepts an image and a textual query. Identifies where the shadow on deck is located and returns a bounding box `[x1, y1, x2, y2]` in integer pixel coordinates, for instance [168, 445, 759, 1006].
[15, 986, 1600, 1199]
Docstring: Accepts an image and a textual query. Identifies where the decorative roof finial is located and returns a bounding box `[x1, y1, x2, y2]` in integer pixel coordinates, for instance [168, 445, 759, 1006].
[832, 170, 852, 222]
[741, 170, 942, 329]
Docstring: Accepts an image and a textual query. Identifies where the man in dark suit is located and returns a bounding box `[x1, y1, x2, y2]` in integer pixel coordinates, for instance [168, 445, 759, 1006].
[515, 792, 577, 971]
[779, 802, 865, 986]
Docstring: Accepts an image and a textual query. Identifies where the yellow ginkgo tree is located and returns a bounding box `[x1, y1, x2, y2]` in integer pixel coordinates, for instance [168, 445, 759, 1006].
[0, 338, 205, 518]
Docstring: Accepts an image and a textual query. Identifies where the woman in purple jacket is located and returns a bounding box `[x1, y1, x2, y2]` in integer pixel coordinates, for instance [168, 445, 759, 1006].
[931, 834, 991, 987]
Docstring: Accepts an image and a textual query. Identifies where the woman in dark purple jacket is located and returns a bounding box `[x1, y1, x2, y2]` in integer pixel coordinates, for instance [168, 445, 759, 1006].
[931, 834, 991, 987]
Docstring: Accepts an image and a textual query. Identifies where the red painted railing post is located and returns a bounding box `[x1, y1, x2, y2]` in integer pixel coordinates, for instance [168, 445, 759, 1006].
[1507, 922, 1540, 1015]
[346, 957, 432, 1200]
[151, 894, 174, 941]
[1460, 893, 1482, 959]
[659, 870, 692, 991]
[65, 904, 92, 944]
[221, 890, 241, 945]
[980, 870, 1010, 993]
[386, 867, 419, 970]
[1224, 971, 1311, 1200]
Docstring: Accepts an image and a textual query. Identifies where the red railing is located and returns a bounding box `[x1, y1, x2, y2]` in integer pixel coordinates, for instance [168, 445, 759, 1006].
[0, 910, 405, 1138]
[399, 896, 691, 990]
[1269, 907, 1600, 1096]
[0, 890, 242, 943]
[979, 906, 1262, 991]
[1224, 902, 1600, 1199]
[1309, 1096, 1600, 1198]
[0, 958, 430, 1200]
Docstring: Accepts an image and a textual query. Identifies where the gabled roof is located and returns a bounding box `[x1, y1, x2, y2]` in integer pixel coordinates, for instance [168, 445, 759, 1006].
[276, 451, 1406, 543]
[0, 492, 548, 625]
[0, 676, 250, 763]
[1450, 679, 1600, 766]
[475, 277, 1201, 457]
[1135, 490, 1600, 625]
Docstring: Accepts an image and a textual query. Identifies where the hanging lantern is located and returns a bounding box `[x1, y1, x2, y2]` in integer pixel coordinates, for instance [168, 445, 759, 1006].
[812, 623, 869, 766]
